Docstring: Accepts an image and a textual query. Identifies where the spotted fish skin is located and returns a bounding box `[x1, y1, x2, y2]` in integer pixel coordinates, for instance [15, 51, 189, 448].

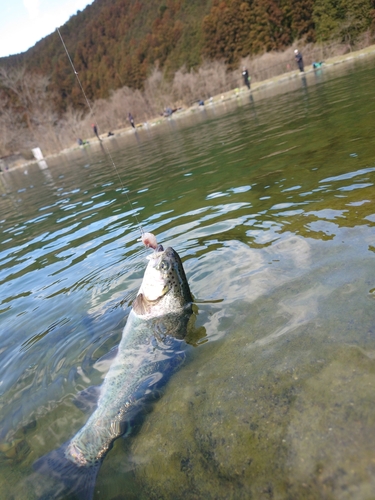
[34, 246, 193, 499]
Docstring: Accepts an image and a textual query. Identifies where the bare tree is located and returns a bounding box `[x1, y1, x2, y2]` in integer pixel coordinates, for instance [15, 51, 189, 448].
[144, 68, 171, 116]
[0, 67, 51, 131]
[0, 66, 63, 154]
[0, 95, 23, 155]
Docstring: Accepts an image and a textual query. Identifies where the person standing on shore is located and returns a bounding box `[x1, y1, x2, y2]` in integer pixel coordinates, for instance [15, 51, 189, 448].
[242, 67, 251, 89]
[128, 113, 135, 129]
[294, 49, 304, 72]
[92, 123, 101, 141]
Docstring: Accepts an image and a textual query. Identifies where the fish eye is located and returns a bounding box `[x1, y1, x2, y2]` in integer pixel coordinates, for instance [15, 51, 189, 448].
[159, 260, 170, 271]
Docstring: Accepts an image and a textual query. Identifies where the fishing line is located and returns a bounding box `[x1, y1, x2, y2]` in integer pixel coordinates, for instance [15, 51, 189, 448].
[57, 28, 144, 237]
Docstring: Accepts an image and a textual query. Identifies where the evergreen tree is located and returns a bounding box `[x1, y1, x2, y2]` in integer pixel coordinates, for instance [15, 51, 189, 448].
[287, 0, 315, 41]
[313, 0, 373, 42]
[203, 0, 254, 65]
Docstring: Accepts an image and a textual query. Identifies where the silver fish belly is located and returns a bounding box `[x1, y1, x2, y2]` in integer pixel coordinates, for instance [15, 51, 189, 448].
[67, 309, 188, 465]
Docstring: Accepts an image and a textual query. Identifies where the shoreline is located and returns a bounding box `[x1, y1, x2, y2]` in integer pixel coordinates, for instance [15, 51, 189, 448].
[4, 43, 375, 172]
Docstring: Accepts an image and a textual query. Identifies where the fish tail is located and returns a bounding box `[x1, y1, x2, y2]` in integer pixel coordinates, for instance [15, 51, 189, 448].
[33, 442, 101, 500]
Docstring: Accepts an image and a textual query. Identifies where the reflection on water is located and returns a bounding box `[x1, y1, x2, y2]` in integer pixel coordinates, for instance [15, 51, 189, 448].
[1, 57, 375, 499]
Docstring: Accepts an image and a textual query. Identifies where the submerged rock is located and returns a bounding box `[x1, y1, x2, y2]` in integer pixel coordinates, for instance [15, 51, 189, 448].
[0, 438, 30, 463]
[128, 314, 375, 499]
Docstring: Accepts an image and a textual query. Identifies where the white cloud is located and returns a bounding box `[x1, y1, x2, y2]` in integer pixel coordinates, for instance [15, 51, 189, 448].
[0, 1, 94, 58]
[23, 0, 40, 20]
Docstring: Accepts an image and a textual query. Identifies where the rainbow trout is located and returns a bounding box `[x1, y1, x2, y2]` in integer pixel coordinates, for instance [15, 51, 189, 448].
[34, 246, 193, 499]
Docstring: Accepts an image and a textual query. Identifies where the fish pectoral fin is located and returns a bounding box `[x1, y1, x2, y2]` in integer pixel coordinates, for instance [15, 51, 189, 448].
[73, 385, 101, 414]
[133, 293, 152, 315]
[133, 291, 166, 316]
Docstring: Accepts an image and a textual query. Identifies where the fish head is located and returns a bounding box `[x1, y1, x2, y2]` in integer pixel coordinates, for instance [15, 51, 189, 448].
[133, 247, 192, 317]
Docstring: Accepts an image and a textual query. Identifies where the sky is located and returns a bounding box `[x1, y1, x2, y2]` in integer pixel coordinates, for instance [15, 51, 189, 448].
[0, 0, 94, 58]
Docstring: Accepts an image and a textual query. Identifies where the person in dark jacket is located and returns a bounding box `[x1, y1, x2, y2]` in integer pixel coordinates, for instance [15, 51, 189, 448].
[294, 49, 304, 72]
[242, 67, 251, 89]
[128, 113, 135, 129]
[92, 123, 101, 141]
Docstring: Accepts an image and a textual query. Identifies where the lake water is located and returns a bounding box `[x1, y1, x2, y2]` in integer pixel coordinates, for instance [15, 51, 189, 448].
[1, 57, 375, 499]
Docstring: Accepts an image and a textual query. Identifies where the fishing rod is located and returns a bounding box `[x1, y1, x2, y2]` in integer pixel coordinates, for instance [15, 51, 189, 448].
[57, 28, 157, 249]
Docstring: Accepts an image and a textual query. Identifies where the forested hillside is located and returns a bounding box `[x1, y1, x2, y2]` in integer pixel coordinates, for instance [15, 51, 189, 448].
[1, 0, 374, 112]
[0, 0, 374, 158]
[1, 0, 213, 112]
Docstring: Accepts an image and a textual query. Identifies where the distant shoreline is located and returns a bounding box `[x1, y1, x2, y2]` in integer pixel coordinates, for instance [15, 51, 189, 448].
[4, 43, 375, 173]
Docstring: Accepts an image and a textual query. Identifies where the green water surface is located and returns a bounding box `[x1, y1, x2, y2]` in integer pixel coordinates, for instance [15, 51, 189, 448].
[0, 58, 375, 499]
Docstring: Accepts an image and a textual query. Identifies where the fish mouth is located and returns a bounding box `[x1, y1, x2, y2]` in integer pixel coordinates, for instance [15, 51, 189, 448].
[139, 245, 192, 308]
[134, 247, 173, 308]
[145, 250, 169, 285]
[146, 247, 178, 275]
[146, 246, 165, 262]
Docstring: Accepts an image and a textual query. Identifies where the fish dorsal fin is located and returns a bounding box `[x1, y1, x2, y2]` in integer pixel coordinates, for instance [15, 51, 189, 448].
[133, 293, 151, 316]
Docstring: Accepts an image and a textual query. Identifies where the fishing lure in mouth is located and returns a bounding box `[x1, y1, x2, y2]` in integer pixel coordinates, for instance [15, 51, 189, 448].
[141, 232, 157, 249]
[141, 232, 164, 252]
